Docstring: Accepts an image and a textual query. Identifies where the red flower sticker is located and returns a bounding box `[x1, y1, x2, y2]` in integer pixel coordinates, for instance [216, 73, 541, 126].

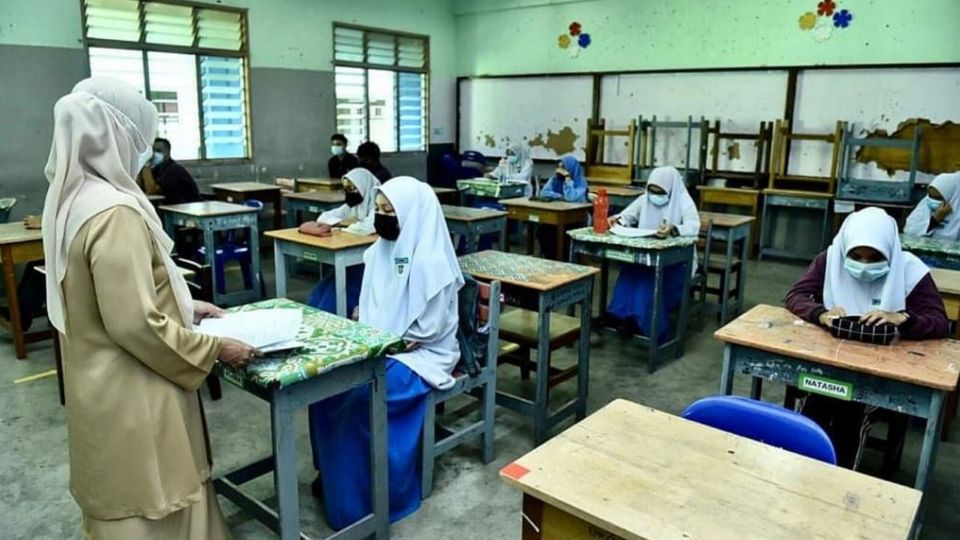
[817, 0, 836, 16]
[569, 21, 582, 36]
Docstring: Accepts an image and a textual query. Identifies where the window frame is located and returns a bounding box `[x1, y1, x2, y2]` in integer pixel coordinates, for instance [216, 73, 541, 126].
[332, 22, 430, 155]
[79, 0, 253, 164]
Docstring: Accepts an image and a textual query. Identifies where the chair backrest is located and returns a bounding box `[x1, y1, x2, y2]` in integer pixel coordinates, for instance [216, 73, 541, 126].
[768, 119, 846, 193]
[457, 275, 501, 377]
[697, 219, 714, 263]
[244, 199, 265, 211]
[177, 258, 214, 302]
[682, 395, 837, 464]
[584, 118, 637, 184]
[462, 150, 486, 166]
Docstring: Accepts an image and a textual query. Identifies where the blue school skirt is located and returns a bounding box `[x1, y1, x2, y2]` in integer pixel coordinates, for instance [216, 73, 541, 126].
[307, 266, 364, 315]
[308, 359, 431, 530]
[607, 262, 688, 343]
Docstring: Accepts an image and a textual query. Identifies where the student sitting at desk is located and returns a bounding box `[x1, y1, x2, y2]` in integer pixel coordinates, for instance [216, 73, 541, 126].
[605, 166, 700, 340]
[357, 141, 393, 183]
[308, 176, 463, 529]
[536, 154, 588, 259]
[150, 137, 202, 205]
[904, 172, 960, 241]
[486, 143, 534, 196]
[785, 207, 948, 469]
[328, 132, 359, 178]
[300, 168, 381, 314]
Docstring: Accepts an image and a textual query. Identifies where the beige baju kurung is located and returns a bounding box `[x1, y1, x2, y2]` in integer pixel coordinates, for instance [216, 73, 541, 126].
[60, 206, 228, 539]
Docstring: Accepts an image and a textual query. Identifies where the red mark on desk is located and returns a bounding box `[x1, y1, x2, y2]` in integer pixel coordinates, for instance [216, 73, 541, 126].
[501, 462, 530, 480]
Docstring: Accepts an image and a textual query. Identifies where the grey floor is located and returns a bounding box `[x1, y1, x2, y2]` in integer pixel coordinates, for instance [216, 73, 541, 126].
[2, 254, 959, 539]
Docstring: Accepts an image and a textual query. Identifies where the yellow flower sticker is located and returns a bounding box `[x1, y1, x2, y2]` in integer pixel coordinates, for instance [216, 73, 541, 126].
[558, 33, 571, 49]
[798, 11, 817, 31]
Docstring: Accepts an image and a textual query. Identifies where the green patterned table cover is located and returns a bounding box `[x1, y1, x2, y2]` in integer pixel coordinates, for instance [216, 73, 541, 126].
[216, 299, 403, 390]
[458, 249, 595, 288]
[567, 227, 697, 250]
[457, 178, 527, 198]
[901, 234, 960, 257]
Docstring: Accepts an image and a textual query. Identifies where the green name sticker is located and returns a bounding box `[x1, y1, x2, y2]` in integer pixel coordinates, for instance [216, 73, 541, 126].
[605, 249, 635, 264]
[798, 373, 853, 401]
[303, 251, 319, 262]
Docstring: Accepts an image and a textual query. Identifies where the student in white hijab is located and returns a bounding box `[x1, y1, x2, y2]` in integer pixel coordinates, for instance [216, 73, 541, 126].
[43, 77, 256, 539]
[786, 207, 948, 469]
[904, 172, 960, 241]
[308, 176, 463, 530]
[487, 143, 534, 196]
[605, 166, 701, 340]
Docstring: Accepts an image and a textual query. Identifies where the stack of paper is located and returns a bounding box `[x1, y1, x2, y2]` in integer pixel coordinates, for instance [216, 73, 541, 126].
[198, 308, 304, 353]
[610, 225, 658, 238]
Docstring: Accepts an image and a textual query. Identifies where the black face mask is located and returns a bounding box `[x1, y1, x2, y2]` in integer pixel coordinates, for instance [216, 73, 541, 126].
[374, 213, 400, 240]
[344, 191, 363, 207]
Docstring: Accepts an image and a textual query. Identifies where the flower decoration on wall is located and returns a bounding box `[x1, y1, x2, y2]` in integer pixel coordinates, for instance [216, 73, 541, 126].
[558, 34, 571, 49]
[833, 9, 853, 28]
[817, 0, 836, 16]
[558, 20, 593, 56]
[798, 0, 853, 40]
[578, 33, 591, 48]
[798, 11, 817, 31]
[569, 22, 582, 36]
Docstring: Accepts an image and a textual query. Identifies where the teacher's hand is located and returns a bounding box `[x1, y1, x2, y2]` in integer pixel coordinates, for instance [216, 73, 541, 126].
[193, 300, 224, 324]
[218, 337, 261, 367]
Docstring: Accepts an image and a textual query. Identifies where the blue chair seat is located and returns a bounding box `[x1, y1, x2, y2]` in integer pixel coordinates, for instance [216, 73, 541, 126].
[196, 199, 262, 295]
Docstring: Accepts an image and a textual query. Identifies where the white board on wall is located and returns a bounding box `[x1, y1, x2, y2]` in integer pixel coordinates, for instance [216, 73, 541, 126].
[792, 68, 960, 184]
[458, 76, 592, 160]
[598, 71, 789, 172]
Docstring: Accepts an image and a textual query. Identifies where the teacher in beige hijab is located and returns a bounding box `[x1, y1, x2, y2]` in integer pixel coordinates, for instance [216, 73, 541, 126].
[42, 77, 258, 539]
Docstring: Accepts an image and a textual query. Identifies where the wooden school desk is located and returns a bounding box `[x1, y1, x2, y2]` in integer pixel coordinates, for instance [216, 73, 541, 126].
[715, 304, 959, 531]
[759, 189, 833, 261]
[282, 191, 345, 227]
[501, 399, 921, 540]
[432, 186, 459, 205]
[442, 204, 508, 254]
[458, 250, 597, 443]
[901, 234, 960, 271]
[698, 185, 762, 256]
[0, 222, 46, 359]
[501, 197, 592, 261]
[567, 228, 696, 372]
[160, 201, 262, 306]
[213, 299, 396, 540]
[211, 181, 283, 230]
[295, 177, 342, 193]
[588, 184, 644, 211]
[699, 211, 755, 324]
[267, 228, 376, 318]
[146, 193, 165, 208]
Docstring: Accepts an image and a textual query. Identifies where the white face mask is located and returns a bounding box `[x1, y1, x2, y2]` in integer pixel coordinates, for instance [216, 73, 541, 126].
[331, 145, 345, 156]
[150, 152, 165, 167]
[649, 193, 669, 207]
[138, 147, 154, 169]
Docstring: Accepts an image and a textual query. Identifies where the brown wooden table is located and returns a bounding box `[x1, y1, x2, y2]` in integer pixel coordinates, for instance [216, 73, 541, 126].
[432, 186, 459, 205]
[0, 222, 46, 359]
[282, 191, 345, 227]
[500, 197, 592, 260]
[211, 182, 282, 230]
[295, 177, 343, 193]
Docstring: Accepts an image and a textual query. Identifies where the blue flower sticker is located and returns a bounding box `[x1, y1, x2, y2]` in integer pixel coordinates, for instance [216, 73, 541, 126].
[833, 9, 853, 28]
[578, 33, 591, 48]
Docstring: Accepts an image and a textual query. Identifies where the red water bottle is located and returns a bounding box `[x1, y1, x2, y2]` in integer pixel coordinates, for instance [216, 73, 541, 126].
[593, 188, 609, 233]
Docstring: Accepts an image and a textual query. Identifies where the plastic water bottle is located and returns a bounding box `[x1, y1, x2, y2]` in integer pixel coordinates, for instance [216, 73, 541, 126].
[593, 188, 610, 234]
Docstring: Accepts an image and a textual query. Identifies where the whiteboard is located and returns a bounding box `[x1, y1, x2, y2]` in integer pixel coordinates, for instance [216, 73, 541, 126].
[792, 68, 960, 184]
[598, 71, 789, 172]
[458, 76, 592, 161]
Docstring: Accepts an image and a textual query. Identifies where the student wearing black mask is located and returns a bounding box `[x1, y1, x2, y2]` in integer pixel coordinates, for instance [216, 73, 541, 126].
[328, 133, 359, 178]
[150, 138, 202, 204]
[357, 141, 393, 183]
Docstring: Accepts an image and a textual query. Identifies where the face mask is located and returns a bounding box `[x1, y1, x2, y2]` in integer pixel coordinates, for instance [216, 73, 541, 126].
[344, 191, 363, 208]
[507, 154, 519, 165]
[843, 257, 890, 282]
[926, 197, 943, 212]
[649, 193, 669, 207]
[150, 152, 165, 167]
[374, 213, 400, 240]
[331, 145, 344, 156]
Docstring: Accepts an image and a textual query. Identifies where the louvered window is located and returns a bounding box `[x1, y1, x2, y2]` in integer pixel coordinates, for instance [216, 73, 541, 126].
[81, 0, 249, 160]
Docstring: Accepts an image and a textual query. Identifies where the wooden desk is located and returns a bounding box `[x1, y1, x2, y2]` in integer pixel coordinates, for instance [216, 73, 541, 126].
[500, 197, 592, 260]
[295, 177, 342, 193]
[282, 191, 345, 227]
[211, 181, 282, 230]
[698, 186, 762, 257]
[458, 250, 597, 443]
[159, 202, 262, 307]
[699, 211, 755, 324]
[588, 184, 644, 210]
[147, 194, 165, 207]
[930, 267, 960, 332]
[568, 228, 696, 372]
[502, 399, 921, 540]
[266, 228, 376, 317]
[0, 222, 46, 359]
[901, 234, 960, 271]
[442, 205, 507, 254]
[715, 304, 959, 531]
[432, 186, 459, 205]
[759, 189, 833, 261]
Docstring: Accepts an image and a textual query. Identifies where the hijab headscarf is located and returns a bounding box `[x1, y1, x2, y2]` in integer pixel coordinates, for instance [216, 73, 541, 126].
[343, 167, 381, 219]
[506, 144, 532, 173]
[633, 166, 697, 229]
[905, 172, 960, 241]
[359, 176, 464, 336]
[559, 154, 585, 187]
[825, 207, 930, 315]
[42, 77, 195, 333]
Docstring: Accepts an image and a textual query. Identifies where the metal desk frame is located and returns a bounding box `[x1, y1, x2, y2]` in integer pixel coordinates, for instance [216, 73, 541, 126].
[706, 220, 751, 324]
[759, 192, 831, 261]
[272, 237, 368, 317]
[284, 197, 344, 227]
[446, 214, 508, 254]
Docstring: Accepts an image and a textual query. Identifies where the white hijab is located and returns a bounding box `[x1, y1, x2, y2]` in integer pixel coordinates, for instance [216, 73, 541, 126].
[905, 172, 960, 241]
[633, 166, 697, 229]
[343, 167, 381, 219]
[824, 207, 930, 315]
[42, 77, 195, 333]
[359, 176, 464, 336]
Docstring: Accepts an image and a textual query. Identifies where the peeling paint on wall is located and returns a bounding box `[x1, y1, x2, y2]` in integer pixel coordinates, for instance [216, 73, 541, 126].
[528, 126, 579, 156]
[483, 133, 497, 148]
[856, 118, 960, 175]
[727, 142, 741, 160]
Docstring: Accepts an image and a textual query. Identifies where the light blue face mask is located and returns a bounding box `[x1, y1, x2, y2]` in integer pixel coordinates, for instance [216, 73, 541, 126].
[149, 151, 164, 168]
[507, 154, 519, 164]
[926, 197, 944, 212]
[649, 193, 669, 207]
[843, 257, 890, 282]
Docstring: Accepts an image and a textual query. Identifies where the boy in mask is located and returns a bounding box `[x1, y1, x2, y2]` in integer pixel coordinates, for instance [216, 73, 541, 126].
[151, 137, 202, 205]
[328, 133, 359, 178]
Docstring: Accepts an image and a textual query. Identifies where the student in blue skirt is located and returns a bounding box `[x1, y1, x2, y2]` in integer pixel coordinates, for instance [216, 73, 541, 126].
[308, 176, 464, 529]
[606, 166, 700, 340]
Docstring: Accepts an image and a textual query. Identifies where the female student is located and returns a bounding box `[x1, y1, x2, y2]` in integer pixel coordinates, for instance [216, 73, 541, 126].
[536, 154, 588, 259]
[308, 176, 463, 529]
[786, 207, 948, 468]
[904, 172, 960, 241]
[300, 168, 380, 314]
[487, 143, 534, 196]
[606, 166, 700, 340]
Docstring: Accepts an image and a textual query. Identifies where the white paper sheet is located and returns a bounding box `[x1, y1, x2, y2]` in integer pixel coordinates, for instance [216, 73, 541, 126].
[610, 225, 658, 238]
[198, 308, 303, 349]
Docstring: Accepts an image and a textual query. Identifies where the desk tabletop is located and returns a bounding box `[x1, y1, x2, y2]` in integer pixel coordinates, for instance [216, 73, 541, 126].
[763, 188, 834, 199]
[298, 177, 342, 186]
[588, 185, 645, 198]
[698, 185, 762, 195]
[715, 304, 960, 391]
[568, 227, 697, 250]
[0, 222, 43, 245]
[442, 204, 507, 222]
[283, 191, 346, 204]
[432, 186, 458, 195]
[901, 234, 960, 257]
[147, 194, 165, 203]
[501, 197, 592, 212]
[159, 201, 259, 217]
[217, 299, 403, 389]
[930, 267, 960, 296]
[699, 211, 757, 228]
[458, 249, 598, 291]
[502, 399, 920, 540]
[266, 227, 377, 250]
[211, 181, 281, 193]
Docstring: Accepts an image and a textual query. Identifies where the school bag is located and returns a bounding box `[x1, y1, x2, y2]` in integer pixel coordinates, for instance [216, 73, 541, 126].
[456, 274, 488, 377]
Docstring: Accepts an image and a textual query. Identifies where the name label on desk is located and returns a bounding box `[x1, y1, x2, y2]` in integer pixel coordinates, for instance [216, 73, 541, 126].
[308, 205, 319, 212]
[303, 251, 319, 262]
[528, 214, 540, 223]
[605, 249, 635, 264]
[798, 373, 852, 401]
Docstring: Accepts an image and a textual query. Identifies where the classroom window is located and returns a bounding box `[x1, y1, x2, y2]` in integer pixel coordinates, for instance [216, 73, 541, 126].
[333, 24, 429, 153]
[81, 0, 250, 161]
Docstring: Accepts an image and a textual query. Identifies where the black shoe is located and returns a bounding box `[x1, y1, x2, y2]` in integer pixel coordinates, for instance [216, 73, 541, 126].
[311, 475, 323, 499]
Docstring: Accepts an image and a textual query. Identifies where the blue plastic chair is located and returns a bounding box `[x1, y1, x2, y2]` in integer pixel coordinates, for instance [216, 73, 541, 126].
[461, 150, 486, 167]
[197, 199, 263, 295]
[681, 395, 837, 464]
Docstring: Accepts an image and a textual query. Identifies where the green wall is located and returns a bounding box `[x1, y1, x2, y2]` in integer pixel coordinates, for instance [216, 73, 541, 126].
[454, 0, 960, 76]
